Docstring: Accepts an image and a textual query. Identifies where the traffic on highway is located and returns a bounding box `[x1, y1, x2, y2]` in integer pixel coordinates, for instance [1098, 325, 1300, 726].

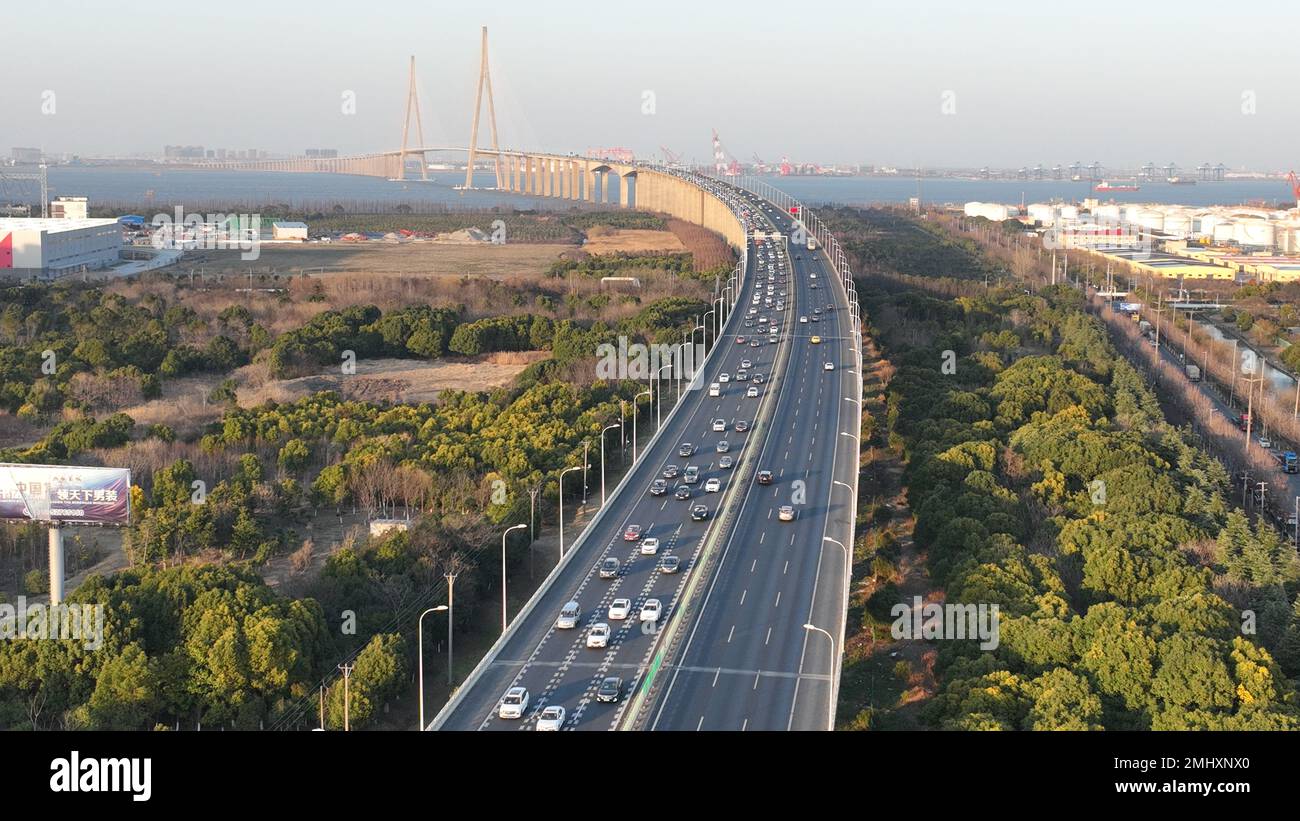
[431, 176, 858, 731]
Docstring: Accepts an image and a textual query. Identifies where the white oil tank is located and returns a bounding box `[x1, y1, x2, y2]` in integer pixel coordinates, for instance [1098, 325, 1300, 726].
[1235, 219, 1276, 249]
[1028, 203, 1056, 225]
[1163, 213, 1192, 237]
[1093, 204, 1122, 222]
[1213, 219, 1237, 244]
[1135, 209, 1165, 231]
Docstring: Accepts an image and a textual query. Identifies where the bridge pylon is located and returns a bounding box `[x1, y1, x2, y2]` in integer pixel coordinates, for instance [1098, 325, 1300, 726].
[464, 26, 504, 190]
[398, 55, 428, 182]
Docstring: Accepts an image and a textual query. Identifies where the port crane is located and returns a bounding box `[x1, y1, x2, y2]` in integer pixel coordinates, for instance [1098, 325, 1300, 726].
[711, 129, 741, 176]
[1288, 171, 1300, 208]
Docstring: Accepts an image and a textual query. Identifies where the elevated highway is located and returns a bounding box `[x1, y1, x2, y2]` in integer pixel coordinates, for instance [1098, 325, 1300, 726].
[429, 170, 862, 731]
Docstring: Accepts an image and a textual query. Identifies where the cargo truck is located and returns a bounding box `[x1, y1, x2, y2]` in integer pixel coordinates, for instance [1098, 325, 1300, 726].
[1185, 364, 1201, 382]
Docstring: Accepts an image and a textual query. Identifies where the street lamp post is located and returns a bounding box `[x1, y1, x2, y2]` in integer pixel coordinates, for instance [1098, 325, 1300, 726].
[633, 388, 651, 462]
[500, 523, 528, 634]
[803, 623, 836, 731]
[600, 422, 620, 506]
[558, 464, 585, 559]
[656, 363, 673, 429]
[417, 604, 449, 730]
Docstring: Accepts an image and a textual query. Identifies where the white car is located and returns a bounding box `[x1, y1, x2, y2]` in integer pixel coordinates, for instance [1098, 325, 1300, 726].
[800, 316, 809, 324]
[746, 386, 759, 398]
[719, 373, 730, 383]
[535, 705, 565, 731]
[639, 599, 663, 623]
[712, 418, 727, 432]
[498, 686, 529, 719]
[640, 536, 661, 556]
[705, 477, 722, 492]
[555, 600, 580, 629]
[719, 455, 734, 469]
[778, 505, 795, 522]
[586, 622, 610, 649]
[609, 598, 632, 620]
[824, 361, 835, 371]
[740, 359, 753, 369]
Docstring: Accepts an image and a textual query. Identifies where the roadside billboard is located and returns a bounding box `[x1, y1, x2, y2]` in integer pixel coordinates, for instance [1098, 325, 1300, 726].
[0, 464, 131, 526]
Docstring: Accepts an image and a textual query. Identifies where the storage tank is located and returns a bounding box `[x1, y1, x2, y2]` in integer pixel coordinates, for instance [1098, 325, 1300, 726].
[1124, 205, 1144, 224]
[1059, 205, 1079, 222]
[1163, 213, 1192, 237]
[1027, 203, 1056, 225]
[1134, 209, 1165, 231]
[1198, 213, 1224, 239]
[963, 202, 985, 218]
[1213, 219, 1237, 244]
[1235, 219, 1276, 249]
[1093, 204, 1122, 222]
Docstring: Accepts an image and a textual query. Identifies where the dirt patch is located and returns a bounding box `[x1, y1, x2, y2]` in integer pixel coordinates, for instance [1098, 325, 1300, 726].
[237, 352, 548, 406]
[581, 228, 685, 256]
[174, 242, 577, 280]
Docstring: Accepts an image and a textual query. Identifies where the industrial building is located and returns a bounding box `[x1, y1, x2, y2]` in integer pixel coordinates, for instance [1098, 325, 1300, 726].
[50, 196, 88, 220]
[0, 218, 123, 277]
[271, 221, 308, 241]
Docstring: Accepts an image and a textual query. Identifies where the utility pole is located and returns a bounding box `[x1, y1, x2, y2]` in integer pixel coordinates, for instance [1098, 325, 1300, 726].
[1243, 373, 1264, 452]
[337, 663, 354, 731]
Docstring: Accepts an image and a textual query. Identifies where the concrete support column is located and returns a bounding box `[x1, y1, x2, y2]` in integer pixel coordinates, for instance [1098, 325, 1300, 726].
[620, 173, 631, 208]
[570, 162, 580, 200]
[584, 166, 595, 202]
[48, 526, 64, 606]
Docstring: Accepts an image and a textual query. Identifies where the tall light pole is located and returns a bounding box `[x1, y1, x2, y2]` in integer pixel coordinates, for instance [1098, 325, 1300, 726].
[600, 422, 620, 506]
[656, 363, 673, 429]
[558, 464, 585, 559]
[633, 388, 651, 462]
[500, 523, 528, 633]
[417, 604, 449, 730]
[803, 623, 836, 731]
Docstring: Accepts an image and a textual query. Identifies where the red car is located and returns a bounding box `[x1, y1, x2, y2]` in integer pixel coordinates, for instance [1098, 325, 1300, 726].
[736, 336, 746, 345]
[622, 524, 642, 541]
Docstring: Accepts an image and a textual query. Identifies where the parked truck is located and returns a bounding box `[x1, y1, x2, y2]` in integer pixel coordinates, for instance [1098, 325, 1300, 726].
[1138, 319, 1152, 337]
[1185, 364, 1201, 382]
[1282, 452, 1299, 474]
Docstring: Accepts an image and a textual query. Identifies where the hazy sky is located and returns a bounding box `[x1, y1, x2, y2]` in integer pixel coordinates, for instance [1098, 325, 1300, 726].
[5, 0, 1298, 169]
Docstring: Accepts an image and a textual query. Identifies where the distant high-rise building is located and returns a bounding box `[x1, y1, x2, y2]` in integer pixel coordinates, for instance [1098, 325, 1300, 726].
[163, 145, 205, 160]
[305, 148, 339, 159]
[11, 147, 42, 164]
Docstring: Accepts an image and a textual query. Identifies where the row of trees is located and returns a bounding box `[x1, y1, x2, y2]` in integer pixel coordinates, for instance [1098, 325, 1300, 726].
[847, 204, 1300, 730]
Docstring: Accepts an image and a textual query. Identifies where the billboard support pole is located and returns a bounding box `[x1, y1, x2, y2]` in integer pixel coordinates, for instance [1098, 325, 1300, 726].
[48, 526, 63, 606]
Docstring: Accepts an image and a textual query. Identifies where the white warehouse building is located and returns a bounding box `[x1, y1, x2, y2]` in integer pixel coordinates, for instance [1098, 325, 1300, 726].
[0, 218, 123, 277]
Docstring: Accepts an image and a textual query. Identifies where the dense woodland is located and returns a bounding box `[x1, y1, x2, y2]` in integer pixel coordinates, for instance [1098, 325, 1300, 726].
[841, 207, 1300, 729]
[0, 246, 712, 729]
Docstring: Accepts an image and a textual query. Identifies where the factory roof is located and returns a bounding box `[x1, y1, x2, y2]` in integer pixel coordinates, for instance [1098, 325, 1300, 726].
[0, 218, 121, 233]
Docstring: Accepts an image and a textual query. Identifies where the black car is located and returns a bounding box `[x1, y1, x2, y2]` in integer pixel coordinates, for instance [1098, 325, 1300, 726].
[757, 470, 774, 485]
[650, 479, 668, 496]
[659, 555, 681, 574]
[678, 443, 695, 457]
[674, 485, 692, 500]
[596, 676, 622, 703]
[662, 464, 679, 479]
[691, 504, 709, 521]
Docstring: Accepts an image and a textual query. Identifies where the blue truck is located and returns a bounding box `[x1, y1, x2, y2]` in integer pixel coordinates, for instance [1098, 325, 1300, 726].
[1281, 451, 1298, 474]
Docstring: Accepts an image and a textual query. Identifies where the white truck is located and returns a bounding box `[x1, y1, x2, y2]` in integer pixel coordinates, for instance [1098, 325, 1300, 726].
[1185, 364, 1201, 382]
